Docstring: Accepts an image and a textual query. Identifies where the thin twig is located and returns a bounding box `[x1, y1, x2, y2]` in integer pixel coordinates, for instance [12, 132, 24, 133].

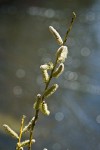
[16, 115, 25, 150]
[28, 59, 58, 150]
[28, 110, 39, 150]
[19, 115, 25, 143]
[63, 12, 76, 45]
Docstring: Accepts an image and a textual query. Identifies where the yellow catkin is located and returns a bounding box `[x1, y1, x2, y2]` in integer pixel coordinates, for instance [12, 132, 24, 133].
[22, 117, 35, 133]
[3, 124, 19, 139]
[49, 26, 63, 45]
[41, 69, 49, 83]
[56, 46, 68, 63]
[40, 64, 49, 70]
[40, 102, 50, 115]
[33, 94, 42, 110]
[53, 63, 64, 78]
[20, 139, 35, 147]
[40, 62, 53, 70]
[44, 84, 59, 98]
[19, 147, 23, 150]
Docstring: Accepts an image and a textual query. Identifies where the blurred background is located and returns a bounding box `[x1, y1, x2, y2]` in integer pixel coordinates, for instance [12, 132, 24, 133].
[0, 0, 100, 150]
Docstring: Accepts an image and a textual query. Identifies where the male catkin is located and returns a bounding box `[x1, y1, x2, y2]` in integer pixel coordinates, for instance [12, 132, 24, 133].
[44, 84, 59, 98]
[3, 124, 19, 139]
[40, 102, 50, 115]
[56, 46, 68, 63]
[53, 63, 64, 78]
[49, 26, 63, 45]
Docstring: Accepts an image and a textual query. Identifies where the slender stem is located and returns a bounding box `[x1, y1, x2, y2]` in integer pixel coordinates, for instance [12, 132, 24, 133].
[28, 110, 39, 150]
[16, 115, 25, 150]
[43, 58, 58, 97]
[28, 58, 58, 150]
[63, 12, 76, 45]
[19, 115, 25, 143]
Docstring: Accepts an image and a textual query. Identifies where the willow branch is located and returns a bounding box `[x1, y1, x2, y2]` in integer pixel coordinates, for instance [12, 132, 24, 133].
[63, 12, 76, 45]
[28, 59, 58, 150]
[28, 12, 76, 150]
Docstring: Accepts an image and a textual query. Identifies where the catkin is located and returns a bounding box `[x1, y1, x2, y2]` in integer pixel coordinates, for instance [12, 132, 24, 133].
[40, 102, 50, 115]
[56, 46, 68, 63]
[33, 94, 42, 110]
[22, 117, 35, 133]
[40, 62, 53, 70]
[44, 84, 59, 98]
[3, 124, 19, 139]
[40, 64, 49, 70]
[20, 139, 35, 147]
[53, 63, 64, 78]
[49, 26, 63, 45]
[19, 147, 23, 150]
[41, 69, 49, 83]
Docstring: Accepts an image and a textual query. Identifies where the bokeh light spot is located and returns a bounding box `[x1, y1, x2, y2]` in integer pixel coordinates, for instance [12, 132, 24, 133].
[28, 7, 38, 16]
[16, 69, 26, 78]
[81, 47, 91, 56]
[44, 9, 55, 18]
[86, 12, 95, 21]
[64, 71, 78, 81]
[55, 112, 64, 122]
[13, 86, 23, 96]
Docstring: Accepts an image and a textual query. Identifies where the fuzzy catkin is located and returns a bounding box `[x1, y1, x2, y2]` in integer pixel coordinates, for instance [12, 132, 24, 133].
[40, 64, 49, 70]
[33, 94, 42, 110]
[19, 147, 23, 150]
[20, 139, 35, 147]
[40, 62, 53, 70]
[53, 63, 64, 78]
[3, 124, 19, 139]
[56, 46, 68, 63]
[49, 26, 63, 46]
[40, 102, 50, 115]
[41, 69, 49, 83]
[22, 117, 35, 133]
[44, 84, 59, 98]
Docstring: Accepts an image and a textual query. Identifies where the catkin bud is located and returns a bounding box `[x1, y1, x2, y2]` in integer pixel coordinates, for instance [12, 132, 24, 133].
[41, 69, 49, 83]
[40, 62, 53, 70]
[19, 147, 23, 150]
[49, 26, 63, 45]
[20, 139, 35, 147]
[22, 117, 35, 133]
[56, 46, 68, 63]
[3, 124, 19, 139]
[53, 63, 64, 78]
[44, 84, 59, 98]
[40, 101, 50, 115]
[40, 64, 49, 70]
[33, 94, 42, 110]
